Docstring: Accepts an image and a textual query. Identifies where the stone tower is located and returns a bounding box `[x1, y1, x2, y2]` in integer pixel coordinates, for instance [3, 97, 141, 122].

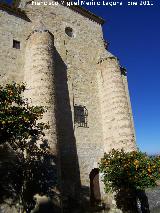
[24, 24, 58, 154]
[0, 0, 137, 211]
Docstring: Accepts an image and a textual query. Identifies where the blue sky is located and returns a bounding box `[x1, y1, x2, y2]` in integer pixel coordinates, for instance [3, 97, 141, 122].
[4, 0, 160, 154]
[83, 0, 160, 154]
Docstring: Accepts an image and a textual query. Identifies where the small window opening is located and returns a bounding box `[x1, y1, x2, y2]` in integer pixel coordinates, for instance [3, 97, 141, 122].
[13, 40, 20, 49]
[74, 105, 88, 127]
[65, 27, 74, 37]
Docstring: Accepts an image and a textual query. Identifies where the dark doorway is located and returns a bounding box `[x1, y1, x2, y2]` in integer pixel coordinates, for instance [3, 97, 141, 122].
[89, 168, 101, 206]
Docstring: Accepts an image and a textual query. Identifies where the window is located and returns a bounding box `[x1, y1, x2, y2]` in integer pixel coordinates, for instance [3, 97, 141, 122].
[74, 105, 88, 127]
[13, 40, 20, 49]
[65, 27, 74, 37]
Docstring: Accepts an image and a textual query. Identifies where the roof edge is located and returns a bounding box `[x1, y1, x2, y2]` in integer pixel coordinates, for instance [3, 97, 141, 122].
[0, 1, 105, 25]
[0, 2, 30, 22]
[69, 5, 105, 25]
[56, 0, 105, 25]
[58, 0, 105, 25]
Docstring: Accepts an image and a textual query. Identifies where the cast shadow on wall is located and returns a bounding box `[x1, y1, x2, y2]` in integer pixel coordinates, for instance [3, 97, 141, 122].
[0, 47, 106, 213]
[54, 48, 81, 210]
[50, 49, 151, 213]
[0, 47, 84, 213]
[54, 48, 104, 213]
[0, 140, 60, 213]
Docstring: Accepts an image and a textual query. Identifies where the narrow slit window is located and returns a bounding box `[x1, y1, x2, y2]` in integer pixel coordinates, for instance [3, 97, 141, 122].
[13, 40, 20, 49]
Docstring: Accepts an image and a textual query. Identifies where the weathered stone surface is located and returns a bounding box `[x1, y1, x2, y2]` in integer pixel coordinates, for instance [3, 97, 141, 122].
[146, 187, 160, 212]
[24, 30, 57, 152]
[0, 0, 136, 210]
[97, 57, 136, 153]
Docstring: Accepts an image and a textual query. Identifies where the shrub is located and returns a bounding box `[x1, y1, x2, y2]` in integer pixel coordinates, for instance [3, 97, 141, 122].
[0, 83, 56, 213]
[99, 149, 160, 193]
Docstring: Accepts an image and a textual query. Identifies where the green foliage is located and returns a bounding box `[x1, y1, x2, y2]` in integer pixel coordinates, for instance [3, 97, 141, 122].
[99, 149, 160, 192]
[0, 83, 56, 213]
[0, 83, 48, 148]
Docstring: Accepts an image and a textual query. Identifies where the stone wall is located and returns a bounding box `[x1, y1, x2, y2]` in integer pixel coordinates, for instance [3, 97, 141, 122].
[20, 0, 107, 198]
[0, 8, 31, 84]
[0, 0, 136, 207]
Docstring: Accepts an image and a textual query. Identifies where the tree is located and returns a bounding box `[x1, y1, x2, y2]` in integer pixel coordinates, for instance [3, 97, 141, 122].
[0, 83, 57, 213]
[99, 149, 160, 212]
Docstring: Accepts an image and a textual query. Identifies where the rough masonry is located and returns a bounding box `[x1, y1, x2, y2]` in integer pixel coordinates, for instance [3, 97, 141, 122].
[0, 0, 137, 211]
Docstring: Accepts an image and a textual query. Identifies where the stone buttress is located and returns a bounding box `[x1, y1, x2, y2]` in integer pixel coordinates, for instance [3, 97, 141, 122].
[0, 0, 138, 210]
[97, 56, 137, 153]
[24, 28, 58, 152]
[23, 26, 61, 201]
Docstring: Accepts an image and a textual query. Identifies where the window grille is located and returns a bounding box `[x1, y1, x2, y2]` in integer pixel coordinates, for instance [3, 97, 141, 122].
[74, 105, 88, 127]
